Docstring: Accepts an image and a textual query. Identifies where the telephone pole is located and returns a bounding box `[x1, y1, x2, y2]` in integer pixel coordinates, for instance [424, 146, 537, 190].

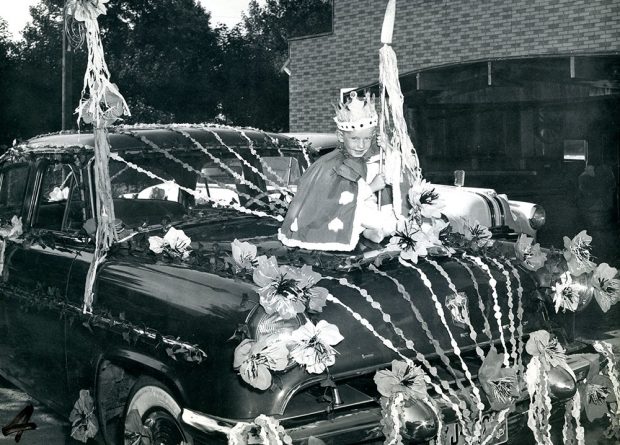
[61, 1, 73, 131]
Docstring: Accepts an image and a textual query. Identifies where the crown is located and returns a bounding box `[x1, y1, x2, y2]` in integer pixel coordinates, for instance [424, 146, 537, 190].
[333, 91, 378, 131]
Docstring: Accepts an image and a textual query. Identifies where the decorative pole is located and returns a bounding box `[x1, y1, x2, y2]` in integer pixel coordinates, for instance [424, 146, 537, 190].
[378, 0, 421, 213]
[65, 0, 130, 313]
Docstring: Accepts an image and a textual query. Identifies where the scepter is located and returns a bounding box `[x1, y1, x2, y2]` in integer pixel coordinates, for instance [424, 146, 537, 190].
[378, 0, 421, 213]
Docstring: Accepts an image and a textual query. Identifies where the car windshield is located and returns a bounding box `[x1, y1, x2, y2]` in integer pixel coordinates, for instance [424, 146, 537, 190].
[107, 151, 300, 227]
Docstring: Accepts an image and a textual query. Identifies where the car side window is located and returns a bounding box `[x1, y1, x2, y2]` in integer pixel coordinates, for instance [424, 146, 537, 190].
[0, 164, 29, 220]
[33, 163, 85, 232]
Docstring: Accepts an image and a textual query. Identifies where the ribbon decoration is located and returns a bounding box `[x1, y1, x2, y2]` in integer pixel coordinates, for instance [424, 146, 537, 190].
[378, 0, 421, 213]
[66, 0, 130, 313]
[525, 330, 582, 445]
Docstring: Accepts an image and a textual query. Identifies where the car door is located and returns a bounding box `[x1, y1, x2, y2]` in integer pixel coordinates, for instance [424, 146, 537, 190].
[2, 157, 91, 413]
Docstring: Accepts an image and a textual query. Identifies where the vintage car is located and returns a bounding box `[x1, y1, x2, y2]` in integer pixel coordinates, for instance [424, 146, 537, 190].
[0, 124, 614, 445]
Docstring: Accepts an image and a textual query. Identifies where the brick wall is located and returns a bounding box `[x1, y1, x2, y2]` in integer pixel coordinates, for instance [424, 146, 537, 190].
[289, 0, 620, 132]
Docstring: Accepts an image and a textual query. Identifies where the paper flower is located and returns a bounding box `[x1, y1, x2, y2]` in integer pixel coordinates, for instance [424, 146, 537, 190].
[515, 234, 547, 271]
[478, 348, 519, 411]
[233, 337, 290, 390]
[563, 230, 596, 277]
[77, 83, 126, 127]
[0, 215, 23, 239]
[253, 257, 327, 319]
[581, 374, 615, 421]
[253, 256, 306, 319]
[526, 330, 567, 370]
[289, 320, 343, 374]
[388, 218, 430, 263]
[374, 360, 428, 400]
[551, 272, 580, 313]
[289, 265, 328, 313]
[69, 390, 99, 443]
[66, 0, 109, 22]
[464, 220, 493, 250]
[408, 179, 443, 219]
[591, 263, 620, 313]
[148, 227, 192, 259]
[231, 239, 257, 271]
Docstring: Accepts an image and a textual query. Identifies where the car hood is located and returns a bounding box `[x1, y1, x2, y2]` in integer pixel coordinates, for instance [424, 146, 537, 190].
[175, 218, 545, 418]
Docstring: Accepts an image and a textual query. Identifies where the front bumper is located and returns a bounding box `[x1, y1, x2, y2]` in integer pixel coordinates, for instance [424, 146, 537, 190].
[181, 341, 609, 444]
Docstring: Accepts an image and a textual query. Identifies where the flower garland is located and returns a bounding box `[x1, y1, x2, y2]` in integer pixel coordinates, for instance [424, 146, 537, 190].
[0, 215, 23, 275]
[229, 245, 340, 390]
[463, 254, 510, 367]
[488, 258, 518, 366]
[228, 415, 292, 445]
[236, 128, 292, 190]
[503, 259, 526, 377]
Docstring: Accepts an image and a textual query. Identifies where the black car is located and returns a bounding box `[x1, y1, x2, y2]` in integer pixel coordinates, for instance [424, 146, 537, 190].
[0, 124, 615, 445]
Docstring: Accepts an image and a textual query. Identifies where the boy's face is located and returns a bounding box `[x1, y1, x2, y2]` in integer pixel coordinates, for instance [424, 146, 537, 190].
[338, 127, 375, 158]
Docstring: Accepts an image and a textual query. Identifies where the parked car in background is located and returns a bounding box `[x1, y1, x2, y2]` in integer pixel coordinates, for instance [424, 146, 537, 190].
[0, 125, 611, 445]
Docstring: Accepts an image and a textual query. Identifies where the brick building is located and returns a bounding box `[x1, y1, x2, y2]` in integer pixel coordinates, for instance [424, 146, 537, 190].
[287, 0, 620, 233]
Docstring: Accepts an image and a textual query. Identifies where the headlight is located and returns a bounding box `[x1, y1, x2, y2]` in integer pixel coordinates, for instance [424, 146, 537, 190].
[246, 305, 306, 340]
[529, 205, 546, 230]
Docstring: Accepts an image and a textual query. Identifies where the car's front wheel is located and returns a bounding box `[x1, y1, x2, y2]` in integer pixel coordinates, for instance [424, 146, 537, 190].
[123, 376, 192, 445]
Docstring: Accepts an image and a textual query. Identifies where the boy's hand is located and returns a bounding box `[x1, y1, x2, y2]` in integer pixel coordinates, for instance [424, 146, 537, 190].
[369, 174, 386, 193]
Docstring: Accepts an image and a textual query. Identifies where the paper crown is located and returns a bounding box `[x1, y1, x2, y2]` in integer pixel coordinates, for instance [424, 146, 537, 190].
[333, 91, 378, 131]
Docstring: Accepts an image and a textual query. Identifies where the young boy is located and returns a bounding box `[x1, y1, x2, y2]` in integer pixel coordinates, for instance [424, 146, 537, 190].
[279, 91, 397, 251]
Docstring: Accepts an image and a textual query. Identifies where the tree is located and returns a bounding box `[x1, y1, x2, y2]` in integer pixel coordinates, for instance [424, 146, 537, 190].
[218, 0, 332, 131]
[0, 18, 18, 147]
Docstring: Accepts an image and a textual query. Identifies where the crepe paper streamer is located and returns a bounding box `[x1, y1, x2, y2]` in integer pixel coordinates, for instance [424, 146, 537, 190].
[172, 127, 288, 210]
[454, 257, 494, 342]
[228, 414, 292, 445]
[400, 259, 485, 411]
[383, 392, 404, 445]
[324, 291, 467, 436]
[503, 259, 526, 377]
[464, 254, 509, 367]
[369, 265, 465, 392]
[399, 259, 485, 443]
[207, 126, 291, 195]
[426, 259, 485, 361]
[235, 128, 292, 190]
[68, 0, 130, 314]
[117, 129, 265, 211]
[593, 341, 620, 416]
[109, 152, 283, 222]
[525, 357, 553, 445]
[327, 272, 472, 405]
[562, 391, 585, 445]
[488, 258, 518, 366]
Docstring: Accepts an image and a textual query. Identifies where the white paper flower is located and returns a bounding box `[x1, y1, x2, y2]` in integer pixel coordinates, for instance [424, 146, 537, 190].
[231, 239, 257, 271]
[515, 234, 547, 271]
[233, 337, 290, 390]
[289, 320, 344, 374]
[591, 263, 620, 313]
[148, 236, 165, 254]
[563, 230, 595, 277]
[551, 272, 579, 313]
[464, 220, 493, 249]
[408, 179, 443, 219]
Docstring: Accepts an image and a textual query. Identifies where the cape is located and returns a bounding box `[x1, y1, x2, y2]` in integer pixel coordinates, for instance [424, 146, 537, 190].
[278, 149, 368, 251]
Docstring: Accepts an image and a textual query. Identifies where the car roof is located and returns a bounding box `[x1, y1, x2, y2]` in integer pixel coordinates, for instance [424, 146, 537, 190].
[17, 124, 302, 156]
